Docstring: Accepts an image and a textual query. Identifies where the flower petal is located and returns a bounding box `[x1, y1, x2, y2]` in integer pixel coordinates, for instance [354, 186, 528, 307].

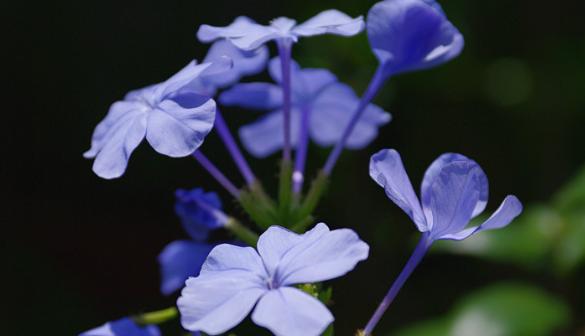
[369, 149, 428, 231]
[274, 223, 369, 285]
[198, 17, 277, 50]
[422, 160, 484, 239]
[239, 109, 300, 158]
[257, 226, 303, 276]
[80, 318, 160, 336]
[293, 9, 365, 37]
[175, 188, 225, 241]
[201, 40, 269, 89]
[158, 240, 215, 295]
[439, 195, 523, 241]
[85, 102, 147, 179]
[296, 68, 338, 101]
[268, 57, 302, 84]
[201, 243, 266, 277]
[146, 99, 215, 157]
[367, 0, 463, 76]
[156, 61, 216, 99]
[311, 83, 390, 148]
[178, 271, 266, 334]
[252, 287, 333, 336]
[220, 83, 283, 110]
[421, 153, 488, 220]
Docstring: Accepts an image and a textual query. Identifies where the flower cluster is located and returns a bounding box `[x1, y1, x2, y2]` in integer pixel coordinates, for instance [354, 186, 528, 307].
[82, 1, 522, 336]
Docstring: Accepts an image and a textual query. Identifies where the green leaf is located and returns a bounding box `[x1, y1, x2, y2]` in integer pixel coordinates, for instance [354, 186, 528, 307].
[393, 283, 570, 336]
[554, 165, 585, 214]
[553, 211, 585, 274]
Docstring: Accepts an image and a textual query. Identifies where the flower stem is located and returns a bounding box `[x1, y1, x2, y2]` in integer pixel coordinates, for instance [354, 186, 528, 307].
[362, 233, 431, 335]
[278, 40, 293, 162]
[323, 66, 387, 175]
[225, 217, 259, 247]
[192, 151, 240, 198]
[133, 307, 177, 325]
[278, 159, 294, 225]
[293, 105, 311, 195]
[214, 108, 256, 186]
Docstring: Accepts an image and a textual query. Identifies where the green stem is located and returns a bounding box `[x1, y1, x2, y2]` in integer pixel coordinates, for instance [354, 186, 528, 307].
[238, 182, 278, 229]
[225, 218, 259, 247]
[133, 307, 178, 325]
[291, 170, 329, 231]
[278, 159, 294, 226]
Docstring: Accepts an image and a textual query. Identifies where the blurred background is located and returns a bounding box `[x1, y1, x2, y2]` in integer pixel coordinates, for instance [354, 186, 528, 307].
[5, 0, 585, 334]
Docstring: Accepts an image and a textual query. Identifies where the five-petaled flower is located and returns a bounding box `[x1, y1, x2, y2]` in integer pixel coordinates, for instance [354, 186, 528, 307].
[367, 0, 464, 78]
[83, 58, 232, 179]
[177, 223, 369, 336]
[197, 11, 365, 50]
[80, 317, 160, 336]
[158, 188, 227, 295]
[369, 149, 523, 243]
[220, 58, 391, 157]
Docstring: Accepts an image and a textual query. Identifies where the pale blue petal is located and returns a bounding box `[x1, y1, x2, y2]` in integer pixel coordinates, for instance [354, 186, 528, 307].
[146, 99, 216, 157]
[268, 57, 301, 84]
[438, 196, 523, 241]
[293, 9, 365, 37]
[80, 318, 160, 336]
[201, 40, 269, 89]
[311, 83, 390, 148]
[257, 226, 303, 276]
[220, 83, 283, 110]
[273, 223, 369, 285]
[198, 17, 278, 50]
[239, 109, 301, 158]
[178, 271, 266, 334]
[369, 149, 428, 231]
[421, 153, 488, 220]
[84, 102, 147, 179]
[367, 0, 463, 76]
[158, 240, 215, 295]
[156, 61, 219, 99]
[200, 243, 266, 277]
[422, 160, 484, 239]
[252, 287, 333, 336]
[296, 68, 338, 102]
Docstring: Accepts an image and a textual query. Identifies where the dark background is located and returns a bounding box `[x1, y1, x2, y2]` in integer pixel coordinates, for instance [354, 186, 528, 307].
[5, 0, 585, 335]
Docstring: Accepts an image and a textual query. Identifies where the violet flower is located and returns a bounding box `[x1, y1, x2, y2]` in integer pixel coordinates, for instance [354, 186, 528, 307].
[323, 0, 464, 174]
[84, 58, 232, 179]
[362, 149, 523, 334]
[177, 223, 369, 336]
[221, 58, 390, 191]
[80, 318, 160, 336]
[198, 11, 364, 161]
[158, 188, 227, 295]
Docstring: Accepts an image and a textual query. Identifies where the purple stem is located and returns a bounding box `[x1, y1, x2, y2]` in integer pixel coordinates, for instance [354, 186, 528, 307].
[192, 151, 240, 198]
[293, 105, 311, 194]
[363, 233, 431, 335]
[323, 66, 387, 175]
[278, 40, 293, 162]
[214, 108, 256, 186]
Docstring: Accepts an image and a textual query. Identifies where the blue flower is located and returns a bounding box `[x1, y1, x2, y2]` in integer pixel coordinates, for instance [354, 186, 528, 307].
[158, 188, 227, 295]
[197, 11, 364, 50]
[177, 223, 369, 336]
[80, 318, 160, 336]
[84, 58, 232, 179]
[180, 40, 269, 98]
[367, 0, 464, 77]
[369, 149, 523, 242]
[220, 58, 391, 158]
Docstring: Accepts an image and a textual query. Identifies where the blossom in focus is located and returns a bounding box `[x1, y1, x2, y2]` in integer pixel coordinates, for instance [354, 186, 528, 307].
[197, 11, 365, 50]
[220, 58, 391, 157]
[367, 0, 464, 77]
[158, 188, 227, 295]
[369, 149, 523, 242]
[177, 223, 369, 336]
[83, 58, 232, 179]
[79, 318, 160, 336]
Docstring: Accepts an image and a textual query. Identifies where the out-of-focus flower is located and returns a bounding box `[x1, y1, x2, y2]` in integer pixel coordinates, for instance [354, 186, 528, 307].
[369, 149, 523, 242]
[367, 0, 464, 77]
[84, 59, 232, 179]
[80, 318, 160, 336]
[158, 188, 227, 295]
[220, 58, 391, 157]
[177, 223, 369, 336]
[197, 11, 364, 50]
